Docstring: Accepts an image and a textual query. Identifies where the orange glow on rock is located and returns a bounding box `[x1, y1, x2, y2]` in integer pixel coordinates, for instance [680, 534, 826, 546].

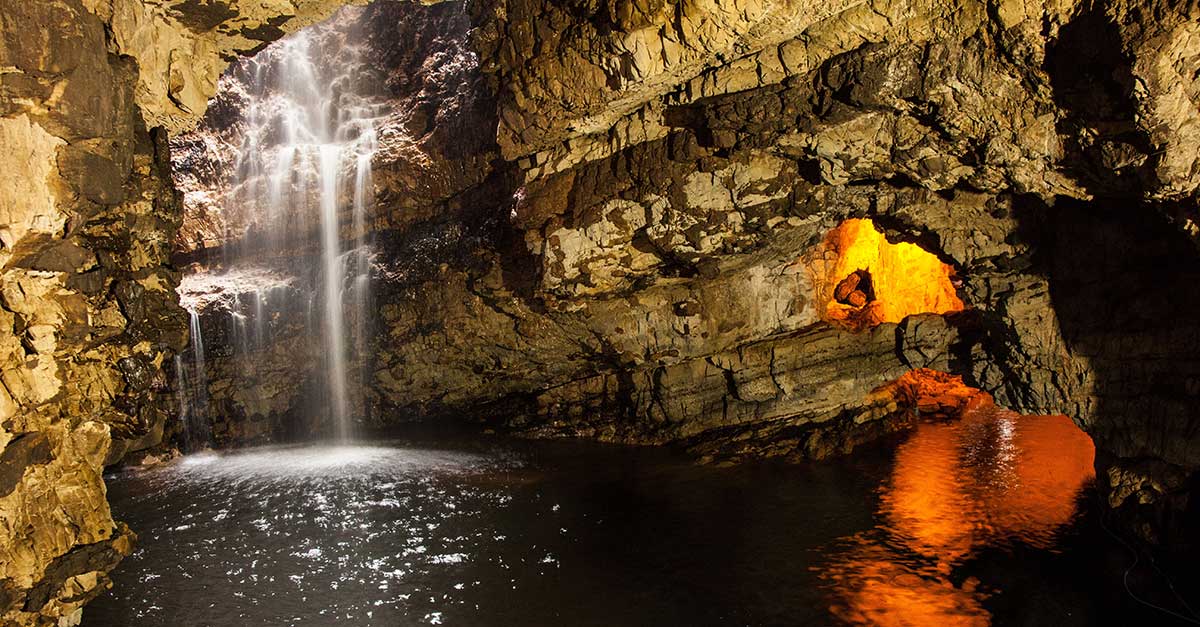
[809, 219, 965, 329]
[874, 369, 992, 419]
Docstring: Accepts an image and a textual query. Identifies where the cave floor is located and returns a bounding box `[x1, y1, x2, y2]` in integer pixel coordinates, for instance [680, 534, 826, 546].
[85, 406, 1195, 626]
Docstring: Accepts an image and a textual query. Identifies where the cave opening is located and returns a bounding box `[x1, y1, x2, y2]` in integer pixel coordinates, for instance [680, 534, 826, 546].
[810, 218, 966, 330]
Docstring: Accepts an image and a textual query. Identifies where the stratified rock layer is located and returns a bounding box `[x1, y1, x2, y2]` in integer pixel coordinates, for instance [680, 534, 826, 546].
[371, 0, 1200, 550]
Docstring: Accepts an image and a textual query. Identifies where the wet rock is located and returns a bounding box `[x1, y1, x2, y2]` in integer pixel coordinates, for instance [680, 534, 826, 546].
[116, 356, 156, 392]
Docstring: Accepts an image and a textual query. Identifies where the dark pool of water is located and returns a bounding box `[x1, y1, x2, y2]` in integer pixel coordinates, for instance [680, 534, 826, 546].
[86, 405, 1198, 626]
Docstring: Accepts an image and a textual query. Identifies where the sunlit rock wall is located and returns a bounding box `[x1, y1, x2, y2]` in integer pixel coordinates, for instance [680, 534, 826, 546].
[0, 0, 380, 623]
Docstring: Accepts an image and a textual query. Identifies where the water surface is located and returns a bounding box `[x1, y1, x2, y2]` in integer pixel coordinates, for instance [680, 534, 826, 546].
[87, 405, 1190, 626]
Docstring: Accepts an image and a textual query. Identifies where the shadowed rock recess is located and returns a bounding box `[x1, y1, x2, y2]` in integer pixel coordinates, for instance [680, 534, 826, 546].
[2, 0, 1200, 623]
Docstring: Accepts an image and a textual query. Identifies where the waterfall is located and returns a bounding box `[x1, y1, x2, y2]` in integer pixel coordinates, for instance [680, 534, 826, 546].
[176, 308, 212, 450]
[188, 308, 206, 385]
[319, 145, 351, 439]
[241, 22, 378, 441]
[176, 10, 380, 443]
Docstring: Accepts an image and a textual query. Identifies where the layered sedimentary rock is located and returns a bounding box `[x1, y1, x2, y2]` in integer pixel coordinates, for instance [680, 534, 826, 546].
[447, 0, 1200, 549]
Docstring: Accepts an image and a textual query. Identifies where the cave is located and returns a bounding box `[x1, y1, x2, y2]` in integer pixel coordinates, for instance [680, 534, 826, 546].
[3, 0, 1200, 625]
[810, 218, 965, 329]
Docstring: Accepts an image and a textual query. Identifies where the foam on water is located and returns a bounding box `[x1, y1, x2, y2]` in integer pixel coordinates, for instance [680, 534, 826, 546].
[176, 444, 492, 479]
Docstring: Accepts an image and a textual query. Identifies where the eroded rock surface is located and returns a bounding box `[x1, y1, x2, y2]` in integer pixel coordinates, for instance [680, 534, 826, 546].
[368, 0, 1200, 550]
[459, 0, 1200, 551]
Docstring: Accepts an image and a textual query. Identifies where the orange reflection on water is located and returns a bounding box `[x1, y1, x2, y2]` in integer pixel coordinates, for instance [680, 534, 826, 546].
[823, 539, 992, 627]
[821, 400, 1096, 626]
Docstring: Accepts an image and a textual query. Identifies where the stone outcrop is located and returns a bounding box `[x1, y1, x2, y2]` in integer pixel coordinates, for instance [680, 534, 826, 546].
[0, 0, 382, 623]
[3, 0, 1200, 623]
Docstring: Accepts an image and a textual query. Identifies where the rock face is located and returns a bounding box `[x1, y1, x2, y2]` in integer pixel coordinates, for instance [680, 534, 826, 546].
[367, 0, 1200, 550]
[0, 0, 373, 623]
[3, 0, 1200, 624]
[446, 0, 1200, 551]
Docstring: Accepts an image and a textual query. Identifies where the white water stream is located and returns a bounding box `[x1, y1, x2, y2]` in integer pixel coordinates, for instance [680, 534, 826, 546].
[178, 12, 382, 444]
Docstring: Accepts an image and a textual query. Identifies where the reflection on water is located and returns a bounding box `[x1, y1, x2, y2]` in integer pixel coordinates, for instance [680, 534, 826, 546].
[88, 444, 527, 626]
[89, 412, 1160, 627]
[821, 402, 1095, 626]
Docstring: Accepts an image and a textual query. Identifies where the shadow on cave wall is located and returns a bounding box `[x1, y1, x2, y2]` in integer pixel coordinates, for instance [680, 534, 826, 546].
[1036, 196, 1200, 550]
[1039, 3, 1200, 553]
[1044, 4, 1150, 199]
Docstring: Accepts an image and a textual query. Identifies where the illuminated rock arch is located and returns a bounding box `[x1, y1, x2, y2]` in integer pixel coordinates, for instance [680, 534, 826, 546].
[808, 219, 964, 330]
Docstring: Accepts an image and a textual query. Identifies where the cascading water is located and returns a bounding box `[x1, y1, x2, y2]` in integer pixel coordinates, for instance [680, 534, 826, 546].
[173, 308, 212, 450]
[319, 146, 351, 438]
[175, 10, 381, 443]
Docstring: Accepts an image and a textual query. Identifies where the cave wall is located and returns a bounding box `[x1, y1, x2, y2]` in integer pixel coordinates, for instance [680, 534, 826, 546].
[0, 0, 369, 623]
[372, 0, 1085, 437]
[460, 0, 1200, 545]
[367, 0, 1200, 548]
